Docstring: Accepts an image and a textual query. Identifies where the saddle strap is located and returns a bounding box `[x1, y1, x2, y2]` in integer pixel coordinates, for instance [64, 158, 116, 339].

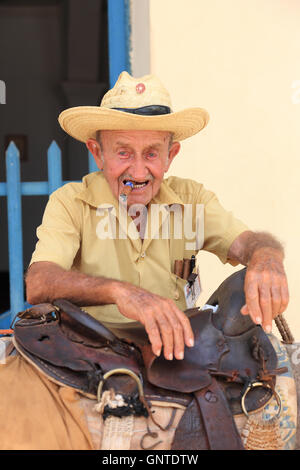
[194, 377, 244, 450]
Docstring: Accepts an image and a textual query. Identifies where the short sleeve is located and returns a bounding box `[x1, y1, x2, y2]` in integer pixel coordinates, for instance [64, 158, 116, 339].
[198, 187, 249, 265]
[29, 185, 81, 270]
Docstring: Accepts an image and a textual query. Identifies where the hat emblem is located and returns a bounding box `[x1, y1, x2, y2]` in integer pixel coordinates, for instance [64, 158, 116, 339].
[136, 82, 146, 94]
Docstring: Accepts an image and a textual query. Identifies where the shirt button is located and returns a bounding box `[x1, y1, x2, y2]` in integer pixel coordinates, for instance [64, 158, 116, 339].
[174, 290, 180, 301]
[140, 252, 146, 259]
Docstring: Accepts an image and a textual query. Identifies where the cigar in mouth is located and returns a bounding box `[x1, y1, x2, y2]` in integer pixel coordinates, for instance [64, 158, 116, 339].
[120, 181, 134, 202]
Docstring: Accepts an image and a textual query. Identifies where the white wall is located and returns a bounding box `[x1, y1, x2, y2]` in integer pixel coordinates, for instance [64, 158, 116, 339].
[147, 0, 300, 340]
[130, 0, 150, 77]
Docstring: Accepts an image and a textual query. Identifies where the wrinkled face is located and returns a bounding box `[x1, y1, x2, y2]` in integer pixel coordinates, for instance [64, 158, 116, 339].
[87, 130, 180, 207]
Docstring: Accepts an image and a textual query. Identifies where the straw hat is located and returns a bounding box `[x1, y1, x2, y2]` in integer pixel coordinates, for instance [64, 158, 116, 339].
[58, 71, 209, 142]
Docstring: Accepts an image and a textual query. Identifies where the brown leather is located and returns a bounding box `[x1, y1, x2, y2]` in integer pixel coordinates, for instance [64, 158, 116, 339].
[16, 303, 59, 319]
[54, 299, 118, 344]
[172, 380, 245, 451]
[172, 398, 210, 450]
[14, 304, 142, 396]
[14, 302, 192, 407]
[141, 308, 277, 414]
[12, 268, 285, 450]
[193, 378, 244, 450]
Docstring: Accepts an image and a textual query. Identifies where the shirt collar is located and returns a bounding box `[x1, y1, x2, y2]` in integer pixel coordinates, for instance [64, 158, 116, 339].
[76, 171, 185, 208]
[76, 172, 117, 208]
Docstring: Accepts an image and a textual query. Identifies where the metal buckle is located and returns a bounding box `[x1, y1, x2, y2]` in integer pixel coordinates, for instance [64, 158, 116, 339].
[241, 381, 282, 418]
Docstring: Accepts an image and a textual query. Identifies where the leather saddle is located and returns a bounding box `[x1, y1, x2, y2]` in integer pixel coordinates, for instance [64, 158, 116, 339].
[13, 267, 285, 450]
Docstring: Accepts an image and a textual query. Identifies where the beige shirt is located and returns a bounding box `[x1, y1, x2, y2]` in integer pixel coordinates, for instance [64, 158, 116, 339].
[30, 172, 249, 323]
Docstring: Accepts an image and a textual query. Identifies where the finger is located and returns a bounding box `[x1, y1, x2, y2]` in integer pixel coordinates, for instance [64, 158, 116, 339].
[270, 281, 282, 319]
[259, 284, 273, 333]
[244, 277, 263, 325]
[153, 310, 175, 361]
[163, 308, 185, 360]
[172, 306, 194, 348]
[240, 304, 248, 315]
[279, 277, 290, 315]
[143, 315, 163, 357]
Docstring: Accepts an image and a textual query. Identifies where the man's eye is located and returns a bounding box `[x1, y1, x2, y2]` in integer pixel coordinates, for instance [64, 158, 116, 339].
[146, 152, 157, 159]
[118, 151, 130, 158]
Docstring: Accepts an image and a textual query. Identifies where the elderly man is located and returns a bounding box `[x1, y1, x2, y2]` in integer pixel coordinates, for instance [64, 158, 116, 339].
[25, 71, 289, 363]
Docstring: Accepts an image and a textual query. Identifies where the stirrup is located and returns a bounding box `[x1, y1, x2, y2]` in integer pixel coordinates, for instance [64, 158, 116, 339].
[97, 368, 144, 402]
[241, 381, 282, 418]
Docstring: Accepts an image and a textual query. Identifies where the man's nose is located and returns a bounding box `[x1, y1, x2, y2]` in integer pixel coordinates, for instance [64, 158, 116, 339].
[129, 156, 150, 180]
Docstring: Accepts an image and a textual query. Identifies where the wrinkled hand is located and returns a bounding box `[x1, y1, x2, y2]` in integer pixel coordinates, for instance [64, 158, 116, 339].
[241, 248, 289, 332]
[114, 283, 194, 360]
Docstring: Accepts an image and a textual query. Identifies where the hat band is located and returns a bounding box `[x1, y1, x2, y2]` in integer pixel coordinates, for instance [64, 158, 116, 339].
[112, 105, 171, 116]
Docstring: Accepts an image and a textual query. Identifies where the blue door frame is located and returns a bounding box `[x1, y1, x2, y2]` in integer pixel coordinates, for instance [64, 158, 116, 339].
[0, 0, 132, 329]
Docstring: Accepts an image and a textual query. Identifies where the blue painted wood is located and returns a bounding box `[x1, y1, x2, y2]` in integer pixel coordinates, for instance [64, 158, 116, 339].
[6, 142, 24, 319]
[0, 145, 96, 330]
[48, 141, 62, 194]
[0, 183, 7, 196]
[21, 181, 49, 196]
[0, 4, 133, 330]
[0, 181, 50, 196]
[107, 0, 132, 87]
[0, 310, 13, 330]
[0, 302, 31, 330]
[0, 181, 70, 197]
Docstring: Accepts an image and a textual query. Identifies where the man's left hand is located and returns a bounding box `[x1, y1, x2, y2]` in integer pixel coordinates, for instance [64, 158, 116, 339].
[240, 247, 289, 332]
[228, 231, 289, 333]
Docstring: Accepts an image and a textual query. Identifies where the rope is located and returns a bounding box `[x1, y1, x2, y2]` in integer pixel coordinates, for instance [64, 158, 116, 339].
[274, 314, 294, 344]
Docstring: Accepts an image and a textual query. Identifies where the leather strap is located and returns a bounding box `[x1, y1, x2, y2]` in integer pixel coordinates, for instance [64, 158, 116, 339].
[194, 377, 244, 450]
[171, 398, 210, 450]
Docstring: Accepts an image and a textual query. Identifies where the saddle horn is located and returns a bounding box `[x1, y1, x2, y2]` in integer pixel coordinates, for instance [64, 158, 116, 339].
[207, 267, 254, 336]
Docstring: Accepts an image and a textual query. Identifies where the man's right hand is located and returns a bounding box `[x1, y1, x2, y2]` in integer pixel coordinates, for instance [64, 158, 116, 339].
[112, 282, 194, 361]
[26, 262, 194, 361]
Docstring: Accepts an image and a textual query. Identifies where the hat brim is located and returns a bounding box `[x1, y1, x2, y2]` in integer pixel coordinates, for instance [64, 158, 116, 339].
[58, 106, 209, 143]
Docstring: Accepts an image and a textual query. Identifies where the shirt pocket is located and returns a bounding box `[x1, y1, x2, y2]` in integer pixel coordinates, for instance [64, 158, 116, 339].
[169, 272, 188, 310]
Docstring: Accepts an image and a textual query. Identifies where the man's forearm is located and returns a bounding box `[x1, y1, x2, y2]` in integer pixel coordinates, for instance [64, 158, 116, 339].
[25, 261, 195, 361]
[25, 261, 121, 306]
[228, 230, 284, 265]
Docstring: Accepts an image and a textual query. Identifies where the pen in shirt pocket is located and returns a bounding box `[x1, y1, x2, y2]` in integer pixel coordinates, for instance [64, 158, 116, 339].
[174, 255, 196, 279]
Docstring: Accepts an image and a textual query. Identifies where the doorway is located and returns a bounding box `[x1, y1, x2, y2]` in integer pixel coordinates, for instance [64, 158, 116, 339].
[0, 0, 109, 311]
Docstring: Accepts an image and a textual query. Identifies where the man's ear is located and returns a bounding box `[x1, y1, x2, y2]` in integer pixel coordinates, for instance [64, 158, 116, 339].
[165, 141, 181, 172]
[86, 139, 104, 170]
